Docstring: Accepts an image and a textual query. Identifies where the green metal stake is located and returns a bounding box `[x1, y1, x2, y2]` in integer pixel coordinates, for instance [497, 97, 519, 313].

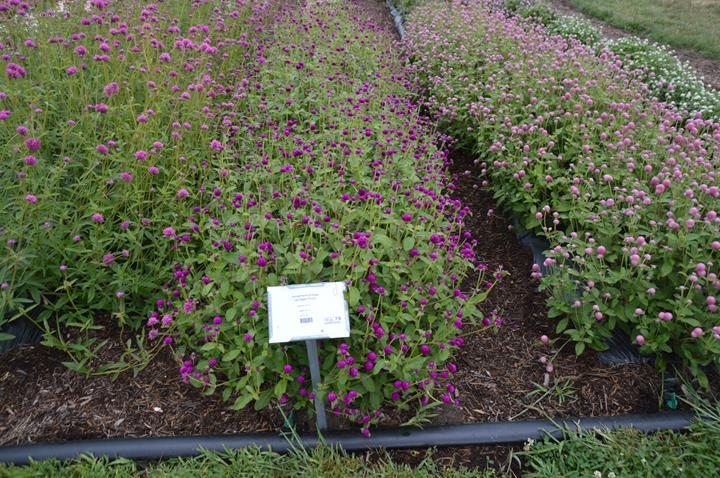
[305, 339, 327, 431]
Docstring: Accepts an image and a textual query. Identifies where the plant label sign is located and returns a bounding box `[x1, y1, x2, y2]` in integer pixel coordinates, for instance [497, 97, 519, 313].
[267, 282, 350, 343]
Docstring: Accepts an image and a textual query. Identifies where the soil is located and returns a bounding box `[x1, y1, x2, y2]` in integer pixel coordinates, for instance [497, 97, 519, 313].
[0, 0, 660, 474]
[545, 0, 720, 91]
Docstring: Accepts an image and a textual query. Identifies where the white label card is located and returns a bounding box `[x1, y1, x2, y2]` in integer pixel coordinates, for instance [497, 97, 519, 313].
[267, 282, 350, 343]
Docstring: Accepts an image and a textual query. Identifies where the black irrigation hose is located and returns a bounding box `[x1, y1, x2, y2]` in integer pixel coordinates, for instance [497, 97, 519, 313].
[0, 412, 694, 465]
[386, 0, 405, 39]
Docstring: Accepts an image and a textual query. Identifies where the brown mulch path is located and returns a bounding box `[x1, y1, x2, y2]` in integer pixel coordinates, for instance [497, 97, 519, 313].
[545, 0, 720, 91]
[418, 151, 659, 428]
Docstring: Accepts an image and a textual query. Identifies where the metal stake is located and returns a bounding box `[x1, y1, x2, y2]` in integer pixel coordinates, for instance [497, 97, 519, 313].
[305, 339, 327, 431]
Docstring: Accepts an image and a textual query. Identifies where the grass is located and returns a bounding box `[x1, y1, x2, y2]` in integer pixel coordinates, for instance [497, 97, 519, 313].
[0, 447, 498, 478]
[568, 0, 720, 59]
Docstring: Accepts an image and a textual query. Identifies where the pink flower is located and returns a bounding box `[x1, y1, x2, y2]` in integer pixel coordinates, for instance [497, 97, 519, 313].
[91, 213, 104, 223]
[636, 335, 645, 346]
[25, 194, 37, 203]
[691, 328, 704, 338]
[177, 188, 189, 198]
[163, 227, 175, 238]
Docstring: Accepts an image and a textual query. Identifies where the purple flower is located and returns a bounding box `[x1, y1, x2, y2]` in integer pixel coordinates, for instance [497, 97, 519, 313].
[91, 213, 104, 223]
[6, 62, 27, 79]
[25, 137, 40, 151]
[25, 194, 37, 203]
[103, 82, 119, 97]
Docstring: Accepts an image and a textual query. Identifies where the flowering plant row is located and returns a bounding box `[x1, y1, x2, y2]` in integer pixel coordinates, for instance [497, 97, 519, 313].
[502, 0, 720, 121]
[405, 0, 720, 383]
[146, 0, 499, 434]
[0, 0, 281, 359]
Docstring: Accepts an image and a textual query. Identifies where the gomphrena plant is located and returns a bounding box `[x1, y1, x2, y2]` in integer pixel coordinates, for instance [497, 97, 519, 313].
[405, 0, 720, 384]
[0, 0, 283, 362]
[147, 0, 499, 434]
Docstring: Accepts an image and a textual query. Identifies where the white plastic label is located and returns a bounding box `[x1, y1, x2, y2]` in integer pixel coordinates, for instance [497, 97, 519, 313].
[267, 282, 350, 343]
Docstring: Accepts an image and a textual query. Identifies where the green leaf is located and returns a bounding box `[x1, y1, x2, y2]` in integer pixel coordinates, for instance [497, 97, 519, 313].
[348, 287, 360, 307]
[575, 341, 586, 355]
[231, 394, 253, 410]
[226, 307, 237, 322]
[369, 389, 382, 409]
[556, 318, 569, 333]
[0, 333, 15, 342]
[547, 307, 564, 319]
[274, 379, 287, 397]
[402, 236, 415, 252]
[254, 388, 273, 410]
[361, 374, 376, 393]
[223, 349, 241, 362]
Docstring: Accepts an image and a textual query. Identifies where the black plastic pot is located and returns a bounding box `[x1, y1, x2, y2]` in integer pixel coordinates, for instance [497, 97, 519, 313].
[0, 412, 694, 465]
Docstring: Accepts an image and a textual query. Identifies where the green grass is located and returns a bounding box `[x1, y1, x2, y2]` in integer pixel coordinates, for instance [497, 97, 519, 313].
[521, 424, 720, 477]
[568, 0, 720, 59]
[0, 447, 497, 478]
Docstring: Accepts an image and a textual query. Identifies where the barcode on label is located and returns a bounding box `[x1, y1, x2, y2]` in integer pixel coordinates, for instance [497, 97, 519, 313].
[300, 317, 313, 324]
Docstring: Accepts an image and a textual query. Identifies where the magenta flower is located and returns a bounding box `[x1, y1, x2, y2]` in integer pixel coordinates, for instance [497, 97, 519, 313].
[6, 62, 27, 79]
[25, 138, 40, 151]
[25, 194, 37, 203]
[91, 213, 104, 223]
[163, 227, 175, 238]
[103, 82, 119, 97]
